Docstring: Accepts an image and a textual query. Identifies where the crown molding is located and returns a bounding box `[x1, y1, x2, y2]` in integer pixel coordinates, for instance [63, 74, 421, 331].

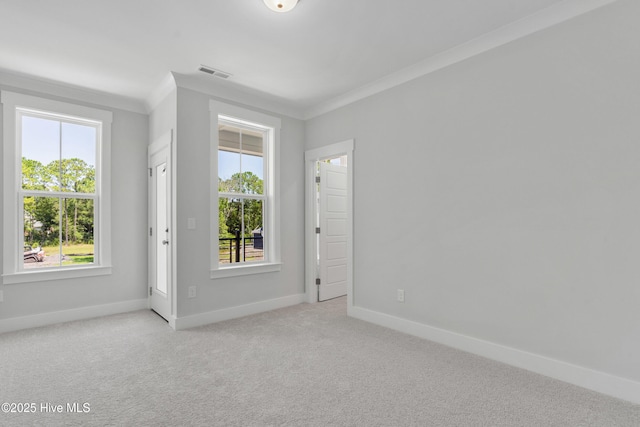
[172, 72, 304, 120]
[0, 68, 147, 115]
[303, 0, 620, 120]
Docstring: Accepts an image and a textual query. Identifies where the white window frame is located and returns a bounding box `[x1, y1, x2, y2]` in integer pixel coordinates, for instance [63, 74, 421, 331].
[210, 100, 281, 279]
[2, 91, 112, 284]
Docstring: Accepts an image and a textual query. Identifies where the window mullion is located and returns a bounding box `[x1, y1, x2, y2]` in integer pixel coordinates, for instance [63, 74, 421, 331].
[239, 129, 243, 193]
[20, 189, 96, 199]
[219, 192, 264, 201]
[241, 199, 245, 262]
[58, 198, 63, 267]
[58, 120, 63, 193]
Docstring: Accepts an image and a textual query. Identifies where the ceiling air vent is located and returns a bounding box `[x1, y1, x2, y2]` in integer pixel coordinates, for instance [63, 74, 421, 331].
[198, 65, 231, 79]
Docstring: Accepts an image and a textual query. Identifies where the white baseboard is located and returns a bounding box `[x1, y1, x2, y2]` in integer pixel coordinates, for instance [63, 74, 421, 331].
[0, 299, 148, 335]
[174, 293, 306, 331]
[349, 306, 640, 405]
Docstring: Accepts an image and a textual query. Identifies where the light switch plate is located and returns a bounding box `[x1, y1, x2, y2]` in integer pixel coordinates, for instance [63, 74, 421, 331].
[188, 218, 196, 230]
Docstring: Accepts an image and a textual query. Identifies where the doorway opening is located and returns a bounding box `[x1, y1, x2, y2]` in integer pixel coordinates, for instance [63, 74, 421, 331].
[305, 140, 354, 311]
[316, 156, 347, 301]
[148, 130, 174, 327]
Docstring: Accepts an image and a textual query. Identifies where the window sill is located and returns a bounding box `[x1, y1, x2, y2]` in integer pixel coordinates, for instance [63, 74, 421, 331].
[210, 262, 282, 279]
[2, 265, 112, 285]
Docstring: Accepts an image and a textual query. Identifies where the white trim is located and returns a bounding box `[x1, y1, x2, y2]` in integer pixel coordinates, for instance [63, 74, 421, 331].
[1, 91, 112, 284]
[2, 266, 112, 285]
[304, 140, 355, 162]
[349, 306, 640, 405]
[0, 68, 146, 114]
[210, 100, 281, 277]
[0, 298, 148, 335]
[175, 72, 302, 120]
[174, 293, 305, 330]
[210, 262, 282, 279]
[304, 140, 355, 306]
[303, 0, 620, 120]
[210, 99, 282, 129]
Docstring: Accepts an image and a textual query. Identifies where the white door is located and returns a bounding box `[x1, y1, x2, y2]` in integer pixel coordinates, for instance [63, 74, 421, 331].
[149, 141, 172, 321]
[318, 162, 348, 301]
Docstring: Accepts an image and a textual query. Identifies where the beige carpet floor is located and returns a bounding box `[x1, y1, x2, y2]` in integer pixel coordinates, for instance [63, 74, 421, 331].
[1, 297, 639, 426]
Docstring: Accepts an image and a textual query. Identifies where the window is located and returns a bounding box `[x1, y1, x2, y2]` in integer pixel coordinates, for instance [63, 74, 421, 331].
[2, 91, 112, 284]
[218, 121, 266, 264]
[210, 100, 281, 278]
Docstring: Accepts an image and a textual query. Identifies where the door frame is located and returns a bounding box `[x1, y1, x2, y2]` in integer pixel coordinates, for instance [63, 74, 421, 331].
[148, 130, 176, 328]
[304, 140, 354, 311]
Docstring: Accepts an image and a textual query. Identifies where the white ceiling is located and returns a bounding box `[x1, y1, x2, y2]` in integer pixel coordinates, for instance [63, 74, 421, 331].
[0, 0, 613, 116]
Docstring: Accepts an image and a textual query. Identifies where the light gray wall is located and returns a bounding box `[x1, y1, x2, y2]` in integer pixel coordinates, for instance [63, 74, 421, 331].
[305, 1, 640, 382]
[175, 87, 305, 318]
[0, 84, 149, 320]
[149, 88, 177, 143]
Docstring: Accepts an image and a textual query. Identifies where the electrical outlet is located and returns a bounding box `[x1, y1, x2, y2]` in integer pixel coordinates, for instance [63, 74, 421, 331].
[188, 286, 197, 298]
[397, 289, 405, 303]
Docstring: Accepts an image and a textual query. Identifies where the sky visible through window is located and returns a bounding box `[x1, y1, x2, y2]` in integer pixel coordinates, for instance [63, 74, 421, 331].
[218, 150, 263, 181]
[22, 115, 96, 167]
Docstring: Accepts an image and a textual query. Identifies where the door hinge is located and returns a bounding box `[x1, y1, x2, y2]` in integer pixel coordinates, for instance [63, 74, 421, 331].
[150, 227, 153, 237]
[316, 278, 321, 285]
[149, 287, 153, 296]
[315, 227, 320, 234]
[315, 176, 320, 183]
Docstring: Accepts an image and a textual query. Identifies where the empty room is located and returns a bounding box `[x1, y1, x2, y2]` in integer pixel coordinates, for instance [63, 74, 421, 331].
[1, 0, 639, 425]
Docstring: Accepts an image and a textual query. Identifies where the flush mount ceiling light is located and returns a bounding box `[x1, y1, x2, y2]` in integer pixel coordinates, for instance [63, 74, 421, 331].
[263, 0, 298, 13]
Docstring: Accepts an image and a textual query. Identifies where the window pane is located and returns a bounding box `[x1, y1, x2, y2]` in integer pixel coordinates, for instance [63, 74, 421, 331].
[218, 150, 241, 192]
[22, 158, 49, 191]
[61, 122, 96, 193]
[23, 196, 94, 269]
[218, 124, 264, 195]
[23, 196, 60, 269]
[240, 128, 263, 156]
[244, 199, 264, 262]
[240, 128, 264, 194]
[241, 153, 263, 195]
[218, 197, 241, 264]
[221, 197, 242, 237]
[217, 198, 263, 263]
[218, 124, 241, 193]
[61, 198, 95, 266]
[21, 115, 59, 191]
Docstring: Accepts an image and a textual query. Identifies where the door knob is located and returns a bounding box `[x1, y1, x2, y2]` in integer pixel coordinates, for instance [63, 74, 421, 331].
[162, 240, 169, 245]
